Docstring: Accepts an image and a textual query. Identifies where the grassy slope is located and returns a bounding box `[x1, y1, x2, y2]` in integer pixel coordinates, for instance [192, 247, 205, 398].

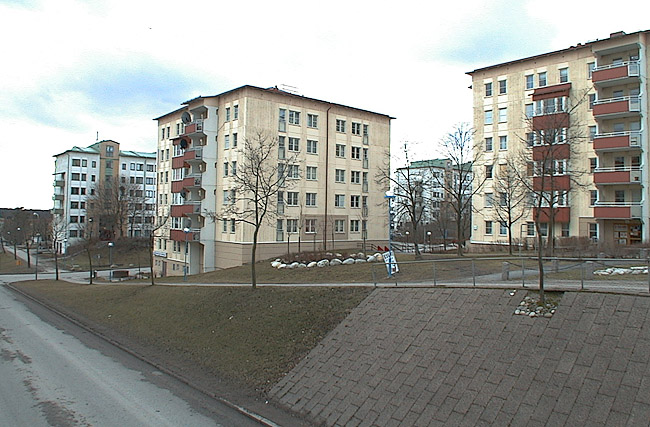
[0, 251, 33, 274]
[13, 280, 371, 392]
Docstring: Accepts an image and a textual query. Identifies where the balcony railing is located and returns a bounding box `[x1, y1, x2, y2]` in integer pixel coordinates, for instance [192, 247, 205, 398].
[594, 202, 642, 219]
[53, 179, 64, 187]
[183, 120, 204, 134]
[593, 167, 642, 185]
[170, 228, 201, 242]
[593, 131, 641, 151]
[592, 61, 640, 85]
[593, 96, 640, 118]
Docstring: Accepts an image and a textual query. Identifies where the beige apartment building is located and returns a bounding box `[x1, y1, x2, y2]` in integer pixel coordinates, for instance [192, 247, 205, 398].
[468, 30, 650, 247]
[153, 85, 392, 276]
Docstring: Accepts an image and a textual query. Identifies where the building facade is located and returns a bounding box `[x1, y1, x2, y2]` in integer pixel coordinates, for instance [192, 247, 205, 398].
[52, 140, 156, 253]
[153, 85, 392, 276]
[468, 30, 650, 247]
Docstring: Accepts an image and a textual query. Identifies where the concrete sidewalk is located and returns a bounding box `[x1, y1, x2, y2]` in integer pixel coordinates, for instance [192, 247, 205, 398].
[270, 288, 650, 426]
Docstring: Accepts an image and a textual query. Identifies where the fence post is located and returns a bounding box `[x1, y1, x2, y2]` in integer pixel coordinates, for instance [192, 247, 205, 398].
[521, 257, 526, 288]
[502, 262, 509, 281]
[647, 258, 650, 293]
[585, 261, 594, 280]
[552, 258, 559, 273]
[581, 261, 584, 290]
[371, 263, 377, 288]
[472, 259, 476, 287]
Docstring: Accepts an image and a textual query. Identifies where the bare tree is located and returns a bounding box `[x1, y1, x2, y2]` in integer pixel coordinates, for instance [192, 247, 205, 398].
[49, 215, 67, 280]
[377, 143, 427, 259]
[215, 131, 298, 288]
[512, 90, 591, 302]
[492, 156, 530, 254]
[147, 206, 170, 285]
[435, 123, 486, 256]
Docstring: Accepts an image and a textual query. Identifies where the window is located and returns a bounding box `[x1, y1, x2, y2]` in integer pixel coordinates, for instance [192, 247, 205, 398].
[499, 135, 507, 150]
[485, 221, 493, 235]
[498, 108, 507, 122]
[336, 144, 346, 157]
[81, 159, 87, 167]
[588, 94, 596, 109]
[484, 110, 493, 125]
[352, 122, 361, 135]
[231, 161, 237, 175]
[336, 119, 346, 132]
[525, 222, 534, 236]
[500, 221, 508, 235]
[71, 173, 80, 181]
[350, 220, 360, 232]
[485, 137, 493, 151]
[233, 105, 239, 120]
[223, 162, 229, 176]
[590, 190, 598, 206]
[485, 82, 492, 97]
[306, 166, 317, 180]
[286, 192, 298, 206]
[287, 219, 298, 233]
[538, 72, 547, 87]
[499, 192, 507, 207]
[231, 219, 236, 233]
[335, 169, 345, 183]
[225, 107, 231, 121]
[305, 219, 316, 233]
[225, 135, 230, 149]
[307, 140, 318, 154]
[613, 122, 625, 132]
[289, 110, 300, 125]
[233, 133, 238, 147]
[306, 193, 316, 206]
[588, 62, 595, 79]
[526, 133, 535, 147]
[350, 195, 360, 208]
[72, 159, 81, 166]
[485, 192, 493, 207]
[525, 103, 534, 118]
[106, 145, 114, 157]
[307, 114, 318, 128]
[498, 79, 507, 94]
[121, 163, 126, 170]
[147, 164, 155, 172]
[351, 146, 361, 160]
[485, 165, 493, 179]
[223, 190, 229, 205]
[351, 171, 361, 184]
[288, 137, 300, 151]
[287, 164, 299, 179]
[589, 223, 598, 240]
[560, 223, 569, 237]
[92, 161, 96, 168]
[525, 75, 534, 90]
[278, 136, 285, 159]
[615, 190, 625, 203]
[278, 108, 286, 131]
[589, 126, 597, 141]
[614, 156, 625, 170]
[335, 219, 345, 233]
[559, 68, 568, 83]
[335, 194, 345, 207]
[137, 163, 144, 171]
[539, 223, 548, 236]
[105, 160, 113, 169]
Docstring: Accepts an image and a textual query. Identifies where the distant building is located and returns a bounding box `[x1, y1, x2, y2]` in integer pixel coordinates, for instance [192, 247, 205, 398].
[468, 30, 650, 246]
[52, 140, 156, 253]
[153, 85, 392, 276]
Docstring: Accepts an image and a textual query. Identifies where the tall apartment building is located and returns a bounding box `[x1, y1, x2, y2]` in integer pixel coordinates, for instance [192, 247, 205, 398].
[153, 85, 392, 275]
[52, 140, 157, 253]
[468, 30, 650, 247]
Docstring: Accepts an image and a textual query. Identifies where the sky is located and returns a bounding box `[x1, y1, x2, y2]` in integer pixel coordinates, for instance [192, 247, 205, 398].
[1, 0, 649, 209]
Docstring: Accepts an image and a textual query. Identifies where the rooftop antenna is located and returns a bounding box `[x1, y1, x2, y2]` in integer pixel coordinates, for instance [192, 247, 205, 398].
[96, 131, 99, 141]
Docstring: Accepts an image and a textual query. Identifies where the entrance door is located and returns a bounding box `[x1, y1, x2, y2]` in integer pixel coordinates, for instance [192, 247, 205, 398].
[162, 261, 167, 277]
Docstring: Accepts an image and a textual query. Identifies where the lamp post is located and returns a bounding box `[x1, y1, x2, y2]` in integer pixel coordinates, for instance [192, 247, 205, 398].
[183, 227, 190, 282]
[16, 227, 21, 261]
[405, 231, 410, 253]
[108, 242, 114, 281]
[427, 231, 432, 253]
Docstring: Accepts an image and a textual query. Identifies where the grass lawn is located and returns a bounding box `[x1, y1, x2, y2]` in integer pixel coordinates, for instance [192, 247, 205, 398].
[12, 280, 372, 392]
[61, 243, 150, 271]
[0, 251, 33, 274]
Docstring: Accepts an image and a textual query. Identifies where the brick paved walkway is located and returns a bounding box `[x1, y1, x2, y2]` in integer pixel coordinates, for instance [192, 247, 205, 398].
[270, 288, 650, 426]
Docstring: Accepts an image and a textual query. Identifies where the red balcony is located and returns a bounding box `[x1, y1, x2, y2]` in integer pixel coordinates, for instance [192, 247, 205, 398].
[532, 144, 570, 161]
[533, 175, 571, 191]
[170, 228, 201, 242]
[171, 180, 184, 193]
[533, 207, 570, 223]
[183, 175, 202, 189]
[593, 168, 642, 185]
[171, 204, 193, 217]
[594, 204, 642, 219]
[532, 83, 571, 101]
[593, 132, 641, 151]
[532, 113, 569, 131]
[171, 155, 186, 169]
[183, 120, 204, 135]
[592, 62, 640, 87]
[593, 97, 640, 119]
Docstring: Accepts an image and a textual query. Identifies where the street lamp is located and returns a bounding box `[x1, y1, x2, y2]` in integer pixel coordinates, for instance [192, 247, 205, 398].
[405, 231, 410, 253]
[427, 231, 432, 253]
[183, 227, 190, 282]
[15, 228, 21, 262]
[33, 213, 40, 280]
[384, 193, 396, 277]
[108, 242, 114, 281]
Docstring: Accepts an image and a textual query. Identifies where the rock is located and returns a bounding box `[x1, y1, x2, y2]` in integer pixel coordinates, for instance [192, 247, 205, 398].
[298, 263, 307, 268]
[514, 310, 521, 315]
[355, 258, 367, 264]
[307, 261, 317, 268]
[271, 261, 281, 268]
[317, 260, 329, 267]
[367, 255, 376, 262]
[335, 253, 342, 257]
[330, 258, 343, 266]
[278, 264, 286, 269]
[374, 252, 382, 258]
[357, 252, 365, 258]
[544, 313, 553, 318]
[529, 312, 536, 317]
[342, 258, 355, 265]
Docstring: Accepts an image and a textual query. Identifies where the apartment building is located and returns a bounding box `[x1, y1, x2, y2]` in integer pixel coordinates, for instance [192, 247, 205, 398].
[468, 30, 650, 247]
[52, 140, 156, 253]
[153, 85, 392, 276]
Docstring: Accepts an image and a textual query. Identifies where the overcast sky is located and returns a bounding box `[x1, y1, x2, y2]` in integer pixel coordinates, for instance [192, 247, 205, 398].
[1, 0, 649, 209]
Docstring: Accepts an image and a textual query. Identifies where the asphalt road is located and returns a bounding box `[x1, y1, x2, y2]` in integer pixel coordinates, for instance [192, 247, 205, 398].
[0, 285, 262, 427]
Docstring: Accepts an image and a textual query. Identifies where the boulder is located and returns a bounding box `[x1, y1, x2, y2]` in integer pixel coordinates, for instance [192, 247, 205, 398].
[355, 258, 367, 264]
[278, 264, 286, 269]
[330, 258, 343, 266]
[298, 263, 307, 268]
[317, 259, 330, 267]
[342, 258, 355, 265]
[307, 261, 317, 268]
[271, 261, 282, 268]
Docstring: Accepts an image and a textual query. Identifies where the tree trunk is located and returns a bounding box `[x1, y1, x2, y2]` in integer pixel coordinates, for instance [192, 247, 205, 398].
[87, 248, 93, 285]
[26, 241, 31, 268]
[149, 235, 155, 286]
[413, 225, 422, 260]
[456, 218, 463, 256]
[54, 248, 59, 281]
[508, 226, 513, 255]
[251, 227, 259, 289]
[536, 226, 545, 305]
